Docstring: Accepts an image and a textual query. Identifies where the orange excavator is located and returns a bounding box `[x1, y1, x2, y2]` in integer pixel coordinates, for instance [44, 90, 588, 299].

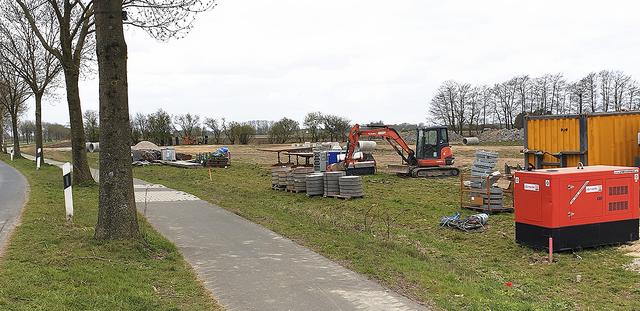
[344, 124, 459, 177]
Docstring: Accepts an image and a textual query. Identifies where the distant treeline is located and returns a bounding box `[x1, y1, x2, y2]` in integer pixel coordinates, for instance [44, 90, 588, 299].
[429, 70, 639, 135]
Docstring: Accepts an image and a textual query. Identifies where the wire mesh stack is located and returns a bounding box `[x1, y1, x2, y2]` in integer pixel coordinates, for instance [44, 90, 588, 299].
[292, 167, 314, 192]
[469, 151, 503, 210]
[338, 176, 364, 198]
[306, 173, 325, 196]
[324, 171, 345, 197]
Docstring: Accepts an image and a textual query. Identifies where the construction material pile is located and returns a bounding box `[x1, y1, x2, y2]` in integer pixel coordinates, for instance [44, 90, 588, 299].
[469, 151, 503, 209]
[324, 171, 345, 196]
[292, 167, 314, 192]
[338, 176, 364, 198]
[196, 147, 230, 167]
[271, 166, 291, 189]
[478, 128, 524, 142]
[305, 173, 324, 196]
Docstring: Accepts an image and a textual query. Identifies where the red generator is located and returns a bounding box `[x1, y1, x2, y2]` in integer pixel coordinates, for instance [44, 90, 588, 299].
[514, 165, 639, 250]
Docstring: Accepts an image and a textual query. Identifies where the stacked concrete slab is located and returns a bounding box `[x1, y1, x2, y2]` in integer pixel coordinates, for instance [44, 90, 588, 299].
[306, 173, 325, 196]
[292, 167, 314, 192]
[323, 171, 345, 196]
[271, 166, 290, 188]
[338, 176, 364, 198]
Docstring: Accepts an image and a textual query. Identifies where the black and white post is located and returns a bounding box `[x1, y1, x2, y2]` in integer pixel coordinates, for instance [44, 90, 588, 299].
[63, 162, 73, 221]
[36, 148, 42, 170]
[9, 147, 13, 161]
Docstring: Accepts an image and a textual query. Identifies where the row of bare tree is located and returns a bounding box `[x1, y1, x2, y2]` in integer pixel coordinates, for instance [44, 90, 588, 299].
[0, 0, 216, 240]
[430, 70, 639, 135]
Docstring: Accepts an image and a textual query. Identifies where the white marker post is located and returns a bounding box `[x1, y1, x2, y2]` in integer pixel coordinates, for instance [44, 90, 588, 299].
[9, 147, 13, 161]
[62, 162, 73, 221]
[36, 148, 42, 170]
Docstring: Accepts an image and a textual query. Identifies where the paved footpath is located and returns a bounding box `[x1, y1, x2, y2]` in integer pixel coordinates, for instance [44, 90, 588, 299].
[0, 160, 28, 256]
[26, 156, 427, 311]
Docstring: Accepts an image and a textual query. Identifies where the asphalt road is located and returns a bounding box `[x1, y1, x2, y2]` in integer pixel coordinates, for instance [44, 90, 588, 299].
[0, 160, 27, 255]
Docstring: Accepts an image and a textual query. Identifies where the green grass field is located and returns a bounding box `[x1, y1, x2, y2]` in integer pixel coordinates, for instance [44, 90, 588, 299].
[39, 151, 640, 310]
[0, 155, 221, 311]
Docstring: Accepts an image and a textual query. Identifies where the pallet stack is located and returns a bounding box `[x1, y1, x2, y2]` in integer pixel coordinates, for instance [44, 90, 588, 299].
[306, 173, 325, 196]
[323, 171, 345, 197]
[469, 151, 503, 210]
[338, 176, 364, 199]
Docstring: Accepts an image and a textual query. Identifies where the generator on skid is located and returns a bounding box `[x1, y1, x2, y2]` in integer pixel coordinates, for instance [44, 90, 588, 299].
[514, 165, 639, 251]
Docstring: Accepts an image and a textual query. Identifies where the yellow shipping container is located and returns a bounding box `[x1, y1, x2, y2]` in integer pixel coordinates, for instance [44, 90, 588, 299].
[525, 112, 640, 168]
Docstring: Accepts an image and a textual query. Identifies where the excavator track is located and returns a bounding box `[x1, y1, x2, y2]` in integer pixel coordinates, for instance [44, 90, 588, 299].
[410, 166, 460, 178]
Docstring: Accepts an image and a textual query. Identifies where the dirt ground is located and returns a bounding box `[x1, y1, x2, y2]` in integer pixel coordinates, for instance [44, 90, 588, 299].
[174, 143, 525, 173]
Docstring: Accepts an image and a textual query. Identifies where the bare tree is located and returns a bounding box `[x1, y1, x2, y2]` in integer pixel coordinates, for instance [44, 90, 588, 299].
[83, 109, 99, 141]
[174, 113, 200, 141]
[204, 117, 222, 144]
[16, 0, 217, 184]
[0, 64, 31, 157]
[0, 2, 61, 159]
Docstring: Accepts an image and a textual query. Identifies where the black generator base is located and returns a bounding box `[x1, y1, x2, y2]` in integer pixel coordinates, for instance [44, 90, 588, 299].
[516, 219, 639, 251]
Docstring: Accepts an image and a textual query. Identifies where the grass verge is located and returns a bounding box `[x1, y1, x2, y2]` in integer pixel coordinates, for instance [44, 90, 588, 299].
[0, 155, 221, 311]
[42, 151, 640, 310]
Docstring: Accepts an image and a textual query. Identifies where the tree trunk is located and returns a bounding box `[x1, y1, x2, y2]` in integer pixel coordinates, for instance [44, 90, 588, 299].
[0, 116, 4, 153]
[35, 92, 44, 160]
[63, 67, 93, 184]
[94, 0, 139, 240]
[10, 113, 21, 157]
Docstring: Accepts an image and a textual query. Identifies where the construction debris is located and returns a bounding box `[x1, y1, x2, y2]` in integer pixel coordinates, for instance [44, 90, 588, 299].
[440, 212, 489, 231]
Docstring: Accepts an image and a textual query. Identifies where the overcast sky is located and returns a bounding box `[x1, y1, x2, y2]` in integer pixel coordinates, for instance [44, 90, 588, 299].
[32, 0, 640, 126]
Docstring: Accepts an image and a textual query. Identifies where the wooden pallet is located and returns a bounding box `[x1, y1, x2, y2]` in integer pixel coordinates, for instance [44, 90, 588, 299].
[286, 189, 306, 193]
[336, 195, 364, 200]
[271, 185, 286, 191]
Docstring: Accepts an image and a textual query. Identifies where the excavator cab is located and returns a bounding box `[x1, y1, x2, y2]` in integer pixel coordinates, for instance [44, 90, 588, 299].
[416, 127, 449, 160]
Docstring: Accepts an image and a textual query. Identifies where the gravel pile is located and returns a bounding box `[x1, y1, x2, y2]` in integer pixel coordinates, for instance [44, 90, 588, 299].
[478, 128, 524, 142]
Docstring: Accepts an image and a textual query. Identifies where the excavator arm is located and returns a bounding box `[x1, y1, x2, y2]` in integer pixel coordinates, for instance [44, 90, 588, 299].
[345, 124, 418, 167]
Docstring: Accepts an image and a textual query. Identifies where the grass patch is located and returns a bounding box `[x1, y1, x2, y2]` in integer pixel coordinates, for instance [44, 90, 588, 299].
[0, 155, 221, 311]
[42, 151, 640, 310]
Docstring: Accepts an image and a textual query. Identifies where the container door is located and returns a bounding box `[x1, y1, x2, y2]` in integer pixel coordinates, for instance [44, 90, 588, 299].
[568, 179, 604, 220]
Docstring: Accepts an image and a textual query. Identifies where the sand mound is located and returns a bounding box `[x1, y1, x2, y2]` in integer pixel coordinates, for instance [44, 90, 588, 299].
[132, 141, 160, 151]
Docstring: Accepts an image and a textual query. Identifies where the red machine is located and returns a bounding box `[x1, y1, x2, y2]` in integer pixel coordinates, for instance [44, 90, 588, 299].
[514, 165, 639, 250]
[344, 124, 459, 177]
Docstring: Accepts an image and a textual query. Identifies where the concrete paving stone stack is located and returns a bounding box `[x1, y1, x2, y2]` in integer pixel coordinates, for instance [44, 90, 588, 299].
[271, 166, 289, 188]
[306, 173, 325, 196]
[286, 171, 295, 191]
[292, 167, 314, 191]
[277, 167, 291, 188]
[323, 171, 345, 196]
[338, 176, 364, 198]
